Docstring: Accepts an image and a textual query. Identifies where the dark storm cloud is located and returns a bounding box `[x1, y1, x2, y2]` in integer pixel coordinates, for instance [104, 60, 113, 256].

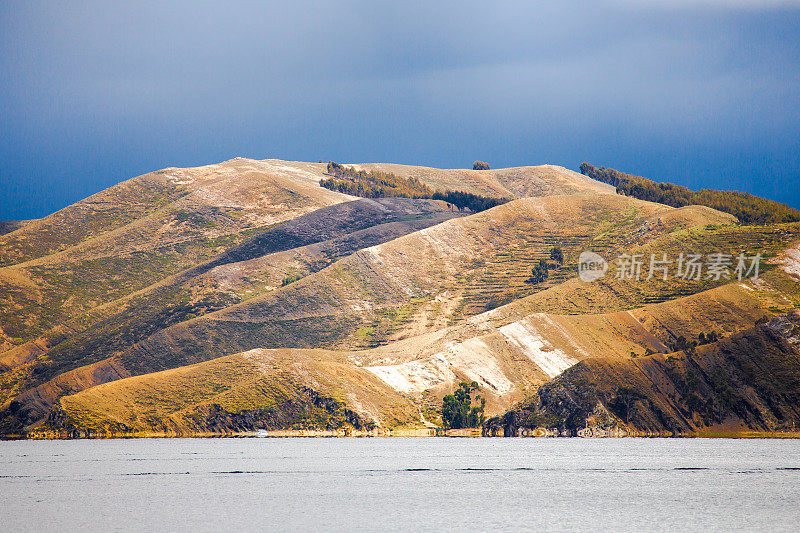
[1, 1, 799, 218]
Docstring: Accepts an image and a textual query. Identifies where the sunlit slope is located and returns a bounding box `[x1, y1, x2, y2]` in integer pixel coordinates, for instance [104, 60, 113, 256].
[487, 220, 799, 318]
[41, 349, 415, 436]
[0, 158, 346, 269]
[352, 163, 615, 198]
[0, 158, 353, 349]
[106, 194, 688, 363]
[0, 159, 609, 353]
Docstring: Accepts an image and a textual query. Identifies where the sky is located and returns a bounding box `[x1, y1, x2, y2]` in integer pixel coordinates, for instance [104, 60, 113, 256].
[1, 1, 799, 220]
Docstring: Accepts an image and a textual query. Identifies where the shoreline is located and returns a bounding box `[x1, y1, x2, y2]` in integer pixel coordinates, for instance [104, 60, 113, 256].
[8, 427, 800, 440]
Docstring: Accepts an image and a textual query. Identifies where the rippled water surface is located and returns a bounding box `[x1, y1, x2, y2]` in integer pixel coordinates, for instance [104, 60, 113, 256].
[2, 437, 800, 531]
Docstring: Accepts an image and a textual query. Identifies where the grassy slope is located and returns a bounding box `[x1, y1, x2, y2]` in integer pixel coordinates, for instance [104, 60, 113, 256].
[352, 163, 615, 198]
[42, 270, 800, 434]
[0, 198, 460, 408]
[2, 192, 670, 431]
[41, 349, 414, 436]
[0, 160, 589, 351]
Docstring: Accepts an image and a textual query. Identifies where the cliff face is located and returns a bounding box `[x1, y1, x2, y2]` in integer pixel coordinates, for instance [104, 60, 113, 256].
[487, 312, 800, 437]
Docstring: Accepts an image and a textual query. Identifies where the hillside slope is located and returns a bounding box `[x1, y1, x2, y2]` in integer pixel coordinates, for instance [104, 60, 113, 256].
[0, 159, 354, 350]
[2, 158, 799, 437]
[488, 312, 800, 437]
[30, 274, 800, 436]
[353, 163, 615, 198]
[0, 198, 460, 407]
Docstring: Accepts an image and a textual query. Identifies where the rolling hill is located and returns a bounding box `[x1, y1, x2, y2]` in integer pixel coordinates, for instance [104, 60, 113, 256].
[1, 158, 799, 438]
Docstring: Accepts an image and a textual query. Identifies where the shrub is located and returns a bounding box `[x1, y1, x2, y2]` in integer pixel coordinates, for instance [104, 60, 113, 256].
[281, 274, 302, 286]
[526, 258, 549, 284]
[473, 161, 490, 171]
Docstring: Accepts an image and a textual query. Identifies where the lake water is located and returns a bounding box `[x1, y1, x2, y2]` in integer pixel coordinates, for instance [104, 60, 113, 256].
[1, 437, 799, 532]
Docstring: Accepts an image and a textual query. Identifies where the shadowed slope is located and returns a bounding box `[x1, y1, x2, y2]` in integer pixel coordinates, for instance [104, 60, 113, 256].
[489, 312, 800, 437]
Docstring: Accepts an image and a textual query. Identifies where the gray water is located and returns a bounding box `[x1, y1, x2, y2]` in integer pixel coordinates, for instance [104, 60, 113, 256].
[1, 438, 799, 532]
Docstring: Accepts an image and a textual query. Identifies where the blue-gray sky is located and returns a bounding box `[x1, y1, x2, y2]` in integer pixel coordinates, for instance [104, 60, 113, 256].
[1, 1, 799, 220]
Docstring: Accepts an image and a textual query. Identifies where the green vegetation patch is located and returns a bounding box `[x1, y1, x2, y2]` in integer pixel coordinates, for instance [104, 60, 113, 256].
[322, 161, 508, 212]
[580, 162, 800, 224]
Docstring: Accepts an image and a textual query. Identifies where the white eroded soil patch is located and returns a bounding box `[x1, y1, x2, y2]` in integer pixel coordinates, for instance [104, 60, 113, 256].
[498, 318, 578, 378]
[780, 243, 800, 279]
[442, 338, 514, 394]
[365, 338, 513, 396]
[364, 357, 453, 395]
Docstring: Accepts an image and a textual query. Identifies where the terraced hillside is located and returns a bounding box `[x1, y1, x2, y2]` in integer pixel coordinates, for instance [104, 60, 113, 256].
[2, 158, 799, 437]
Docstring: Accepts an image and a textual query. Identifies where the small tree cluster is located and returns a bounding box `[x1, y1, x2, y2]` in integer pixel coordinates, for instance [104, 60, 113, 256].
[611, 386, 645, 425]
[670, 335, 695, 352]
[549, 246, 564, 265]
[441, 381, 485, 429]
[321, 162, 508, 212]
[430, 190, 507, 212]
[698, 331, 718, 345]
[526, 258, 549, 284]
[323, 161, 434, 198]
[670, 331, 720, 352]
[473, 161, 490, 170]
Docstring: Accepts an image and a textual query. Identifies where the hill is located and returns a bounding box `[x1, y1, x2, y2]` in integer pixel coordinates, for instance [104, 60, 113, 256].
[2, 158, 799, 437]
[320, 162, 508, 212]
[356, 162, 615, 198]
[0, 159, 353, 350]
